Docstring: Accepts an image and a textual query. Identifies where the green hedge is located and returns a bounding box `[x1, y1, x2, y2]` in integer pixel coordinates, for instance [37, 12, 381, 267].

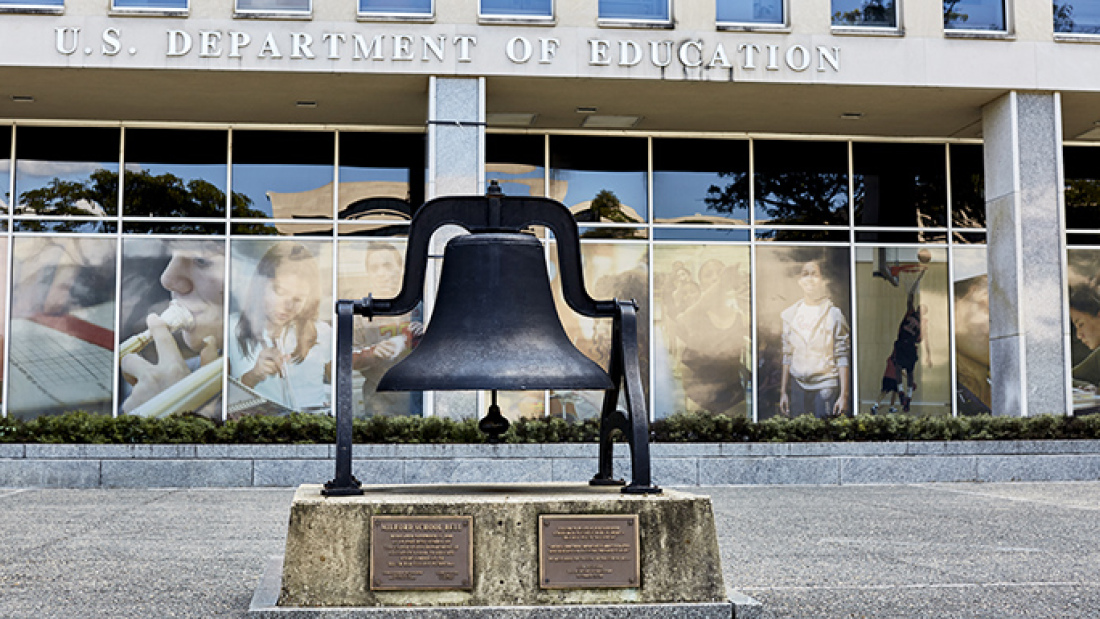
[1, 410, 1099, 444]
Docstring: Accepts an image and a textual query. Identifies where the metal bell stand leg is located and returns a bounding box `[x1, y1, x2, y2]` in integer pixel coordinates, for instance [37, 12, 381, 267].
[323, 298, 364, 497]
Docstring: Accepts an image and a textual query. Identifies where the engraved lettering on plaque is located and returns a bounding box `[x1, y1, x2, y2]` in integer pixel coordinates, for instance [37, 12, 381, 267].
[370, 515, 473, 590]
[538, 514, 640, 589]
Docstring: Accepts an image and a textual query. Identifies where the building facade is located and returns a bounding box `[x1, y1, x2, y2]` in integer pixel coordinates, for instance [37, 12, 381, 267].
[0, 0, 1094, 423]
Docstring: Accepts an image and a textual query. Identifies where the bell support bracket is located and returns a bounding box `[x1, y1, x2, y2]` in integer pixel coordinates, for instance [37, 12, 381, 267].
[329, 182, 659, 495]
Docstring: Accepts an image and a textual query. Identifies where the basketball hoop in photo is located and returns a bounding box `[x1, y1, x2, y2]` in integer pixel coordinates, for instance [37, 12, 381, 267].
[872, 247, 929, 288]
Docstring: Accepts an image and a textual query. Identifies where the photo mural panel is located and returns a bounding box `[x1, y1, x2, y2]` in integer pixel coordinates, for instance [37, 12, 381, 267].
[549, 241, 649, 421]
[8, 237, 116, 419]
[337, 239, 424, 418]
[118, 238, 225, 419]
[228, 238, 333, 418]
[953, 246, 990, 415]
[755, 245, 851, 420]
[653, 244, 751, 419]
[1067, 248, 1100, 413]
[855, 246, 951, 417]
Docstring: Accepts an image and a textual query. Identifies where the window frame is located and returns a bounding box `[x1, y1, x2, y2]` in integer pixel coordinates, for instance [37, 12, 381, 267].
[0, 0, 63, 14]
[597, 0, 673, 28]
[478, 0, 554, 24]
[830, 0, 903, 36]
[357, 0, 434, 21]
[943, 0, 1012, 37]
[109, 0, 188, 15]
[234, 0, 312, 19]
[715, 0, 791, 32]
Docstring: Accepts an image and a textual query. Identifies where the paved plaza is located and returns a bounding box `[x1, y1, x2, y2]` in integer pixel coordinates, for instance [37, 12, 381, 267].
[0, 482, 1097, 618]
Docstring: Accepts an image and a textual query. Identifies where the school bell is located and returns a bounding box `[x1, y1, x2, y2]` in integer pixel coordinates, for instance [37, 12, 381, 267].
[324, 182, 659, 496]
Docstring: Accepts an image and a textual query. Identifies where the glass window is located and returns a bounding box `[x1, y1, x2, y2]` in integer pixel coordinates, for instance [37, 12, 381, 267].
[853, 143, 947, 229]
[654, 138, 749, 224]
[944, 0, 1006, 31]
[480, 0, 552, 18]
[1055, 1, 1100, 33]
[1, 126, 10, 214]
[753, 140, 849, 226]
[953, 246, 990, 415]
[653, 244, 751, 419]
[339, 133, 425, 222]
[487, 134, 545, 198]
[227, 238, 333, 416]
[231, 130, 334, 219]
[359, 0, 432, 15]
[1064, 147, 1100, 229]
[599, 0, 669, 22]
[0, 0, 63, 8]
[717, 0, 784, 25]
[236, 0, 310, 13]
[832, 0, 897, 27]
[550, 136, 648, 224]
[15, 127, 120, 218]
[8, 237, 117, 420]
[855, 246, 951, 416]
[112, 0, 187, 9]
[950, 144, 985, 228]
[118, 238, 225, 419]
[755, 245, 851, 420]
[124, 128, 228, 219]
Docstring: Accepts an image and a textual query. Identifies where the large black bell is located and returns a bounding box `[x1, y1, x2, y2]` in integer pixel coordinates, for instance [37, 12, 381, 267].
[377, 232, 613, 392]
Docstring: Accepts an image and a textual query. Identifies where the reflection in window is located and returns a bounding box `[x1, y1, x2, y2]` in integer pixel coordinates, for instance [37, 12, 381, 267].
[15, 127, 120, 219]
[112, 0, 187, 9]
[550, 136, 647, 226]
[1055, 1, 1100, 33]
[1, 126, 10, 214]
[359, 0, 431, 15]
[236, 0, 310, 12]
[855, 246, 951, 417]
[1064, 147, 1100, 229]
[953, 246, 990, 415]
[599, 0, 669, 21]
[944, 0, 1006, 31]
[832, 0, 896, 27]
[853, 143, 947, 230]
[8, 237, 117, 420]
[949, 144, 985, 229]
[231, 131, 334, 219]
[0, 0, 62, 6]
[655, 138, 749, 224]
[717, 0, 784, 25]
[480, 0, 551, 18]
[487, 134, 545, 197]
[653, 244, 751, 419]
[753, 140, 849, 229]
[339, 132, 424, 223]
[125, 129, 228, 220]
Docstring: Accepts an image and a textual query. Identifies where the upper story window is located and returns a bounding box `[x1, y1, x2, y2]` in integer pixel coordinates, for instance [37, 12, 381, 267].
[716, 0, 785, 27]
[112, 0, 187, 11]
[1055, 1, 1100, 34]
[944, 0, 1006, 31]
[236, 0, 310, 16]
[832, 0, 897, 28]
[0, 0, 63, 10]
[480, 0, 552, 20]
[599, 0, 670, 23]
[359, 0, 432, 18]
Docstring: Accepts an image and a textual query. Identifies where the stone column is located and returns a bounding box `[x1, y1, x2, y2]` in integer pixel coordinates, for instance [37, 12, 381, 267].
[982, 91, 1069, 417]
[426, 77, 485, 419]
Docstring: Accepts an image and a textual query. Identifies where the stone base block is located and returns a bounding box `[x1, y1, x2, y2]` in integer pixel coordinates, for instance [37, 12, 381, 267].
[278, 483, 729, 609]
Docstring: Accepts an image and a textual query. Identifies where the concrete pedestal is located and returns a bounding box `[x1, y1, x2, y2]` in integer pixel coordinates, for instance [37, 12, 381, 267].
[274, 483, 737, 612]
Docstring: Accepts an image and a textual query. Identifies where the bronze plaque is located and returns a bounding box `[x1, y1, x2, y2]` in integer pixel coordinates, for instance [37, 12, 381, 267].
[370, 515, 473, 590]
[538, 514, 640, 589]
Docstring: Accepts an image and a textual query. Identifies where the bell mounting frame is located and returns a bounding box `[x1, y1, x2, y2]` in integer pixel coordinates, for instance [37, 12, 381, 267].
[324, 181, 660, 496]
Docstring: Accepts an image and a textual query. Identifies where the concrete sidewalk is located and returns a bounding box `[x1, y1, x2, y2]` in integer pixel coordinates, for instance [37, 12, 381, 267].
[0, 483, 1097, 618]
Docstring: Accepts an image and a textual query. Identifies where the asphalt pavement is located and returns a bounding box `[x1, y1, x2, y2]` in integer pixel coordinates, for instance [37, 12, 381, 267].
[0, 482, 1097, 618]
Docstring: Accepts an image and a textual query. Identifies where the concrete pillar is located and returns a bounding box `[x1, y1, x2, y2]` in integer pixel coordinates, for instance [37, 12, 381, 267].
[982, 91, 1069, 417]
[425, 77, 485, 419]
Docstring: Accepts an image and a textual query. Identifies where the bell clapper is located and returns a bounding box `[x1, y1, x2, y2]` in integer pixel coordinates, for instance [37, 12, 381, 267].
[478, 390, 510, 444]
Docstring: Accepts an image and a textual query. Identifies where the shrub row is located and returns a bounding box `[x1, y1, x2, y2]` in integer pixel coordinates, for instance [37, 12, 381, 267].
[1, 410, 1099, 444]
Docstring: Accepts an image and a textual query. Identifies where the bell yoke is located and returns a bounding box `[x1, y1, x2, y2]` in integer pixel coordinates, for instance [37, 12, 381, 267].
[324, 181, 660, 496]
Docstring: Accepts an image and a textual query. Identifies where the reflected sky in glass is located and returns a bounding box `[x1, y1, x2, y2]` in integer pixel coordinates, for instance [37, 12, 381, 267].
[599, 0, 669, 20]
[717, 0, 784, 24]
[125, 128, 228, 218]
[654, 138, 749, 224]
[1056, 1, 1100, 33]
[15, 127, 120, 217]
[237, 0, 309, 10]
[944, 0, 1005, 30]
[0, 0, 62, 4]
[487, 134, 544, 197]
[232, 131, 334, 219]
[112, 0, 187, 8]
[360, 0, 431, 13]
[550, 136, 647, 223]
[481, 0, 551, 16]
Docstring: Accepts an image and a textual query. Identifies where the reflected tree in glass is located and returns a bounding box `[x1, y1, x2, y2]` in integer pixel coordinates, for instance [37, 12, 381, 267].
[832, 0, 896, 26]
[1054, 2, 1100, 34]
[944, 0, 1006, 30]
